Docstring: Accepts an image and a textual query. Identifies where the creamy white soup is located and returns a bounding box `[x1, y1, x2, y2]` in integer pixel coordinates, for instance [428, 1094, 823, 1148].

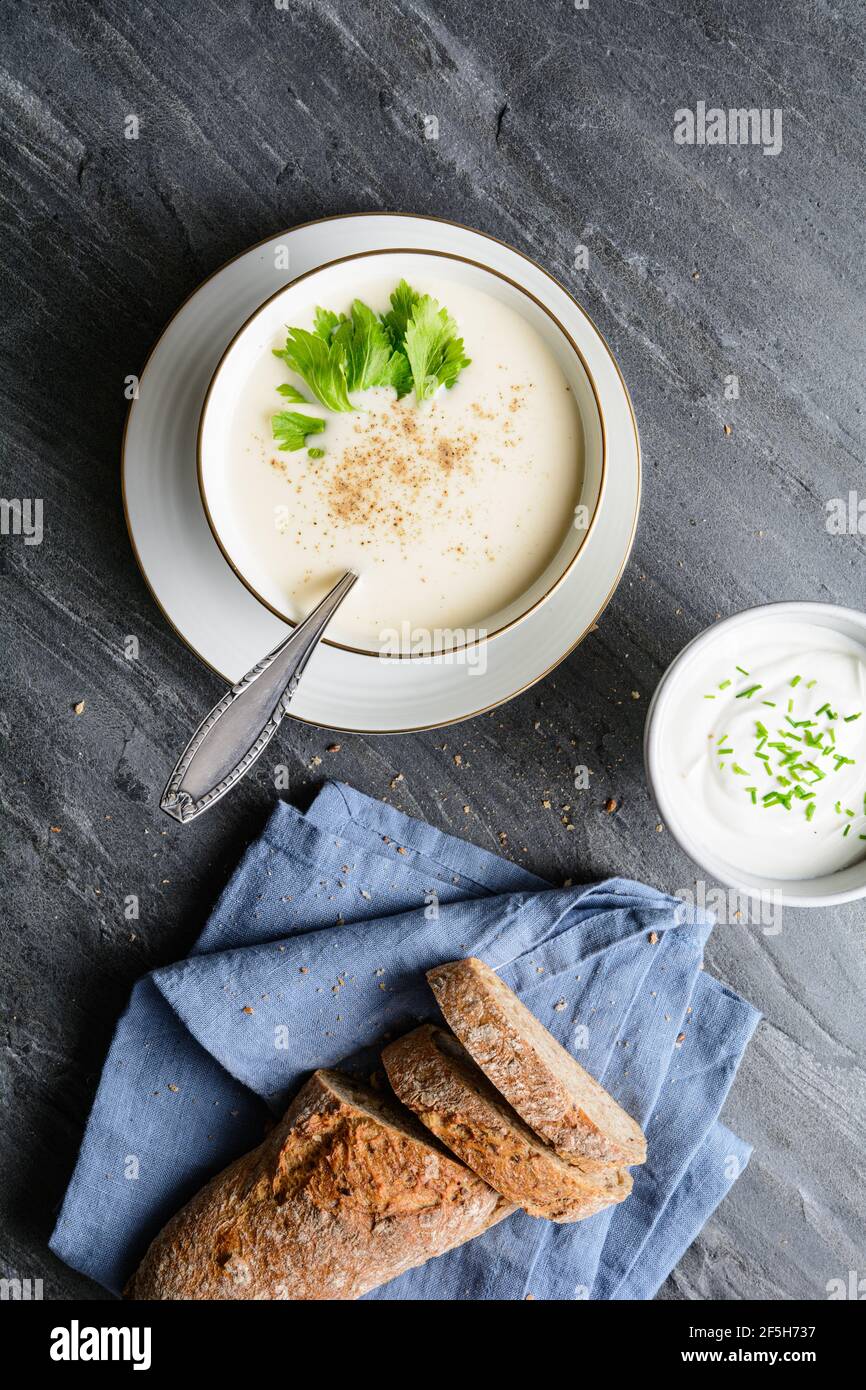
[225, 274, 583, 649]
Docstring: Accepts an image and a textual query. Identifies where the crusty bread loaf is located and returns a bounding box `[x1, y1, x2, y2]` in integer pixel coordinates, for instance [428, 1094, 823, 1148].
[125, 1069, 513, 1300]
[427, 958, 647, 1169]
[383, 1025, 632, 1221]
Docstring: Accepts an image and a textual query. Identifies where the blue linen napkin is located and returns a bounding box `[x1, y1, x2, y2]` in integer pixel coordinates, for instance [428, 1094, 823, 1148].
[50, 781, 760, 1300]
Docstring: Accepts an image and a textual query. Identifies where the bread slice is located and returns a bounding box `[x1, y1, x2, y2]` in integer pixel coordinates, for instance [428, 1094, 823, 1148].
[427, 958, 647, 1169]
[383, 1025, 632, 1221]
[125, 1068, 513, 1301]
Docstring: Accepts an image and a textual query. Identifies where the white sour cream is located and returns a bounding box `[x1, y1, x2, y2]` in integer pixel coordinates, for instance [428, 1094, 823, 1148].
[225, 273, 582, 647]
[664, 621, 866, 879]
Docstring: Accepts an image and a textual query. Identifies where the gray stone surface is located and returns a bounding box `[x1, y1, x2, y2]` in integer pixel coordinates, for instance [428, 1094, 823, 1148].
[1, 0, 864, 1301]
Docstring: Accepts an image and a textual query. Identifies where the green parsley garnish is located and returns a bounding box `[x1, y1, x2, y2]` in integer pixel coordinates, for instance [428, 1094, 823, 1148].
[271, 279, 471, 447]
[271, 410, 326, 452]
[276, 383, 310, 404]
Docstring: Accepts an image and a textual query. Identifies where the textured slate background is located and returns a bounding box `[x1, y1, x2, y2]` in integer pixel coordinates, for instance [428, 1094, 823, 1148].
[1, 0, 864, 1301]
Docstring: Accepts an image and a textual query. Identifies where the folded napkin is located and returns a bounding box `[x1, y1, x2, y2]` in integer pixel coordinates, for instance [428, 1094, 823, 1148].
[51, 782, 760, 1300]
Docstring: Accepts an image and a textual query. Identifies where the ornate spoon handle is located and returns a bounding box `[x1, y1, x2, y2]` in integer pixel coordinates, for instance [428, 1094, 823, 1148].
[160, 570, 358, 823]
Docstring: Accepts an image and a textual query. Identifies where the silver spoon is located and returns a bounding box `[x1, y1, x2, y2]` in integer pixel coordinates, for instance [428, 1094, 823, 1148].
[161, 570, 358, 823]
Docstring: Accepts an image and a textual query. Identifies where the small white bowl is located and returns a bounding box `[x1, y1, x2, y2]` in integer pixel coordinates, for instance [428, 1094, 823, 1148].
[644, 601, 866, 907]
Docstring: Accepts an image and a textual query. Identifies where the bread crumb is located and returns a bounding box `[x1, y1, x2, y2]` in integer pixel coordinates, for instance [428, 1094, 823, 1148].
[676, 1032, 686, 1045]
[167, 1084, 179, 1093]
[390, 772, 404, 789]
[453, 753, 463, 766]
[326, 743, 341, 753]
[554, 999, 566, 1011]
[723, 424, 732, 435]
[242, 1006, 254, 1015]
[73, 700, 85, 715]
[604, 798, 618, 813]
[648, 931, 659, 945]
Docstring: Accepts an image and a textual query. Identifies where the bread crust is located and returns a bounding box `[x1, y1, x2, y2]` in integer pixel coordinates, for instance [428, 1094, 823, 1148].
[427, 958, 647, 1169]
[383, 1025, 632, 1221]
[125, 1069, 513, 1300]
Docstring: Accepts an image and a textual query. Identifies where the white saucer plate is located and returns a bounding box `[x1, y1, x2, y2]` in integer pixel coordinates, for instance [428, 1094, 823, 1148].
[122, 214, 641, 733]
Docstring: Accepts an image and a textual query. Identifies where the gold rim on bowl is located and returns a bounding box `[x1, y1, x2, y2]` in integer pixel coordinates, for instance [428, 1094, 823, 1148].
[195, 245, 608, 659]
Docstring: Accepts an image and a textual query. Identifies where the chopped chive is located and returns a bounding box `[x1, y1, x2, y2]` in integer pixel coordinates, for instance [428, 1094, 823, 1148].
[806, 803, 816, 822]
[718, 679, 732, 690]
[736, 666, 749, 675]
[762, 700, 776, 708]
[746, 786, 757, 804]
[755, 720, 769, 739]
[815, 703, 830, 717]
[736, 685, 762, 699]
[790, 675, 801, 687]
[806, 679, 817, 689]
[845, 712, 862, 722]
[704, 694, 716, 699]
[846, 808, 856, 818]
[787, 698, 794, 714]
[834, 801, 842, 815]
[717, 746, 734, 756]
[731, 763, 749, 776]
[843, 824, 851, 837]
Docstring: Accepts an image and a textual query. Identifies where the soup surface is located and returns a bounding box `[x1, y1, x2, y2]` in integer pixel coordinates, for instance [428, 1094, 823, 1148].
[225, 273, 583, 649]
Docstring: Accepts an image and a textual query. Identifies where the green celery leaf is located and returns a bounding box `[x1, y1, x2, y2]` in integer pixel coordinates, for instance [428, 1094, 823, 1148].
[272, 410, 326, 452]
[403, 295, 472, 402]
[273, 328, 354, 412]
[313, 307, 341, 342]
[382, 279, 423, 351]
[276, 383, 309, 403]
[334, 299, 400, 393]
[384, 348, 413, 399]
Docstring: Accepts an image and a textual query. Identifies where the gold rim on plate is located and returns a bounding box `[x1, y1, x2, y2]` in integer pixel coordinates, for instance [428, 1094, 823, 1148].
[120, 211, 641, 732]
